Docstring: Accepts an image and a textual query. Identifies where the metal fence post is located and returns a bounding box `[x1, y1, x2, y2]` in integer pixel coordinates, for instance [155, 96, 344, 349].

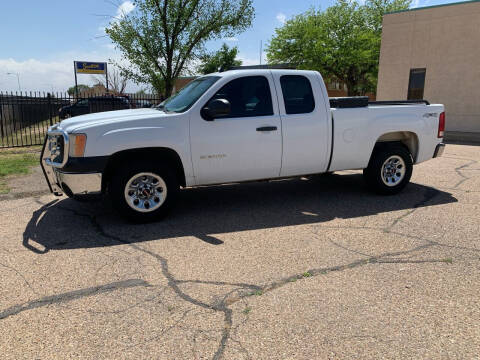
[47, 93, 53, 126]
[0, 98, 4, 139]
[0, 91, 162, 148]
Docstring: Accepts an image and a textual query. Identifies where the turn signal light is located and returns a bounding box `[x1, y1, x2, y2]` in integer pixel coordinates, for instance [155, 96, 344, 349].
[70, 134, 87, 157]
[438, 112, 445, 138]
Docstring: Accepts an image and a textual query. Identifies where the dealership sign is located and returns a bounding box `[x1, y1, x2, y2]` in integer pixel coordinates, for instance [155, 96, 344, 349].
[74, 61, 107, 74]
[73, 61, 109, 95]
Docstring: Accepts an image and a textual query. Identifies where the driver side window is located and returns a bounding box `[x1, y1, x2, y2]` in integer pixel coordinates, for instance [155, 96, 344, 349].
[211, 76, 273, 118]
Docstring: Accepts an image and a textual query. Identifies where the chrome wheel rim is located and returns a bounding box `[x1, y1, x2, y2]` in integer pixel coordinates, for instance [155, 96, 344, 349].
[381, 155, 406, 187]
[124, 172, 167, 213]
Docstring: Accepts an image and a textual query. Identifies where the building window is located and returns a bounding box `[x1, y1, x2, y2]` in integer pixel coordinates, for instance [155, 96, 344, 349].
[407, 68, 426, 100]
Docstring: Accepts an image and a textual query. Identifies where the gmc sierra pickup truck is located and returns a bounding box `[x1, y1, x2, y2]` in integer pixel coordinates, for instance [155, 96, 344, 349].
[41, 69, 446, 222]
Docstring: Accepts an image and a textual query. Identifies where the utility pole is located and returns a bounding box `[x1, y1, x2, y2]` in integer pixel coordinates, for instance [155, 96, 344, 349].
[6, 72, 21, 92]
[259, 40, 263, 65]
[74, 61, 78, 98]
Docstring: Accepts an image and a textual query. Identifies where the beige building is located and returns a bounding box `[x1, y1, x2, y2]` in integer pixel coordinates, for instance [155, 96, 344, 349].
[377, 0, 480, 142]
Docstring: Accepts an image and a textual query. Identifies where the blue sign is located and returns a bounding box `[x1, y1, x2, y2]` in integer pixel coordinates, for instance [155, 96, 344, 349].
[75, 61, 107, 74]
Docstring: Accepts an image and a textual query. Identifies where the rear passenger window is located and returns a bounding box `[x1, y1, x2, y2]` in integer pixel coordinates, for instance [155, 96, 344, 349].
[280, 75, 315, 114]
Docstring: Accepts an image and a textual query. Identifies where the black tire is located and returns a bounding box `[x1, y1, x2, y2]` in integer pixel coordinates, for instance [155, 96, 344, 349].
[363, 143, 413, 195]
[109, 161, 179, 223]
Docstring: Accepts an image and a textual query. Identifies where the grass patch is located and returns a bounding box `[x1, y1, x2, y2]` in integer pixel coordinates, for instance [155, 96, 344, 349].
[0, 181, 8, 194]
[302, 271, 312, 278]
[248, 290, 263, 296]
[0, 146, 42, 155]
[442, 258, 453, 264]
[0, 152, 39, 193]
[242, 307, 251, 315]
[0, 117, 55, 148]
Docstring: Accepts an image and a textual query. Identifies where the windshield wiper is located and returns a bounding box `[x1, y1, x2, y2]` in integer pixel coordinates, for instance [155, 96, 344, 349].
[156, 104, 176, 114]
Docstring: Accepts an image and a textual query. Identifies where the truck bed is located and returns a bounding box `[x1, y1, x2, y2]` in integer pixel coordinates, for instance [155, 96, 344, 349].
[328, 102, 444, 172]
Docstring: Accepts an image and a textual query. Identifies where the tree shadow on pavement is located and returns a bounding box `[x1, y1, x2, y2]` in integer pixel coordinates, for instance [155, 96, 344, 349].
[23, 173, 457, 253]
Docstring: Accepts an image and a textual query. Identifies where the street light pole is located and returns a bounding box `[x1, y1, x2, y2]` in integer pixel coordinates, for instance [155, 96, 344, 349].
[6, 72, 21, 92]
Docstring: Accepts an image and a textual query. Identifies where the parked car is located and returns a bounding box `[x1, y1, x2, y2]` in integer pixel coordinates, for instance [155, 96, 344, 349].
[58, 95, 130, 119]
[134, 99, 154, 108]
[42, 69, 445, 222]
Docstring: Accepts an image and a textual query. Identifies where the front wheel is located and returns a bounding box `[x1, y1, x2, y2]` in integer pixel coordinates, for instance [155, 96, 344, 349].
[109, 162, 178, 222]
[363, 144, 413, 195]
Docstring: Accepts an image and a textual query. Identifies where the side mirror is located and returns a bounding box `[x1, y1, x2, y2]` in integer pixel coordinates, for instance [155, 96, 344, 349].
[201, 98, 231, 121]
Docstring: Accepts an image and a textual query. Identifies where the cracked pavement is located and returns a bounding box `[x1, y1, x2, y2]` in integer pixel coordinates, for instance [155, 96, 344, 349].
[0, 144, 479, 359]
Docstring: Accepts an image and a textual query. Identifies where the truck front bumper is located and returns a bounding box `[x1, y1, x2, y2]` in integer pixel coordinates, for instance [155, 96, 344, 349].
[41, 162, 102, 197]
[433, 143, 445, 158]
[40, 134, 103, 197]
[54, 171, 102, 197]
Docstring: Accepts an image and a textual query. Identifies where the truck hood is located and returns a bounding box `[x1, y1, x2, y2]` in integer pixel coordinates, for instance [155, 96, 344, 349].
[58, 108, 167, 133]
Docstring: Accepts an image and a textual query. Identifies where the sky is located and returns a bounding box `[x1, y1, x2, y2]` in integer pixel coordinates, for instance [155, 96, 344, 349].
[0, 0, 460, 93]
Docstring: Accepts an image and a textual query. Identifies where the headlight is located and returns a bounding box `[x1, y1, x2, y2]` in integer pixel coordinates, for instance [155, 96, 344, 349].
[69, 134, 87, 157]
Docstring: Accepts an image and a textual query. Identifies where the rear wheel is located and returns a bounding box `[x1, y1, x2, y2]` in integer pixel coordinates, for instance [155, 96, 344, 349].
[109, 161, 178, 222]
[363, 144, 413, 195]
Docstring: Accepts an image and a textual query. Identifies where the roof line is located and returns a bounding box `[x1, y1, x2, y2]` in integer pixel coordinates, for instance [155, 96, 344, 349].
[386, 0, 480, 14]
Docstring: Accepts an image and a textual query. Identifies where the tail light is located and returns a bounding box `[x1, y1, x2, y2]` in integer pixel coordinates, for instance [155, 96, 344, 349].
[438, 112, 445, 138]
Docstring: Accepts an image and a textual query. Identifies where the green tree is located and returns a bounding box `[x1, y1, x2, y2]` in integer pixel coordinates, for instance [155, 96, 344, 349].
[266, 0, 410, 96]
[365, 0, 411, 34]
[67, 84, 90, 96]
[197, 43, 242, 74]
[92, 67, 129, 94]
[106, 0, 254, 97]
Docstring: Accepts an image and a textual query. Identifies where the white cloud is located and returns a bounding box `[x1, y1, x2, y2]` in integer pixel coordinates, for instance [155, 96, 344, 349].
[0, 58, 72, 93]
[237, 55, 260, 66]
[100, 0, 136, 34]
[224, 37, 238, 42]
[116, 1, 135, 19]
[0, 50, 140, 93]
[276, 13, 287, 24]
[411, 0, 420, 8]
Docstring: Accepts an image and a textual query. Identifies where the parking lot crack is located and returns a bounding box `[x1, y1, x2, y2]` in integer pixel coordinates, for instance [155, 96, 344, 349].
[0, 279, 151, 321]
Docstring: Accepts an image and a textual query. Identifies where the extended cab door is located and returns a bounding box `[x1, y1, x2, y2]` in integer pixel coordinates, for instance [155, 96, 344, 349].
[190, 74, 282, 185]
[272, 72, 331, 176]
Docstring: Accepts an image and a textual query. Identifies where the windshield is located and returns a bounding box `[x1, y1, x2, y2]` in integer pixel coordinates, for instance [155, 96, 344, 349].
[158, 76, 220, 113]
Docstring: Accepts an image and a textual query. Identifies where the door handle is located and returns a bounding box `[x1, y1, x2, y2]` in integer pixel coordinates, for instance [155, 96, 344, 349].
[256, 126, 277, 132]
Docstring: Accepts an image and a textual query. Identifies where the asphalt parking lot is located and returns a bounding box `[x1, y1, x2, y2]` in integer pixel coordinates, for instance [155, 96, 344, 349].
[0, 144, 479, 359]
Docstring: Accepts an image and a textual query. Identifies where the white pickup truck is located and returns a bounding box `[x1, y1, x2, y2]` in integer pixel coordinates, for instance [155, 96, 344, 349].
[41, 69, 446, 221]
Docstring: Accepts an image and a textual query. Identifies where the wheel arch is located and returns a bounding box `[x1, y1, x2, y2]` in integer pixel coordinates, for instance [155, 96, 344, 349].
[102, 147, 186, 192]
[371, 131, 418, 163]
